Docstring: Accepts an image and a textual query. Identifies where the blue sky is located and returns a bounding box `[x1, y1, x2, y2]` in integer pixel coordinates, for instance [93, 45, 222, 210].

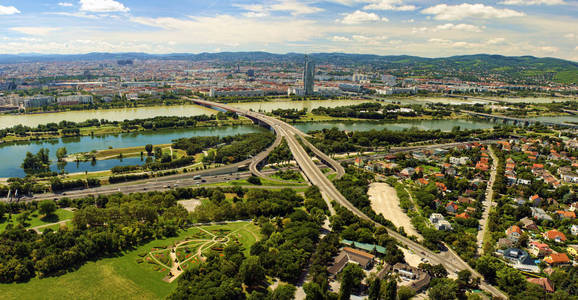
[0, 0, 576, 60]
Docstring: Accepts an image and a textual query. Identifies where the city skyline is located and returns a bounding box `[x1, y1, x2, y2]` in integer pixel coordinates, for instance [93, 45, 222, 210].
[0, 0, 575, 60]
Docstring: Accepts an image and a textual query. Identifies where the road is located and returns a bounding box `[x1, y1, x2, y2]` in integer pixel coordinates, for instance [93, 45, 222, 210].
[15, 169, 308, 202]
[477, 146, 499, 254]
[194, 100, 507, 299]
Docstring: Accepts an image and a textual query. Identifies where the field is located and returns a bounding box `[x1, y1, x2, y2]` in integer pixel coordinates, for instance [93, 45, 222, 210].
[0, 221, 260, 300]
[0, 208, 74, 233]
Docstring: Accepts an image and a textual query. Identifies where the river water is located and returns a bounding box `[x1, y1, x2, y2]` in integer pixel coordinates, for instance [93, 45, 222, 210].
[1, 97, 569, 130]
[0, 125, 267, 178]
[0, 98, 569, 178]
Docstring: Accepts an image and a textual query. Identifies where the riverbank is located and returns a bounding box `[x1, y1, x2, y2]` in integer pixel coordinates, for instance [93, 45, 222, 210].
[0, 118, 253, 145]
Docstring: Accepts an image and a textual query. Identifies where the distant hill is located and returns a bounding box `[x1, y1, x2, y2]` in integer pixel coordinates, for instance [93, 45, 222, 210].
[0, 52, 575, 84]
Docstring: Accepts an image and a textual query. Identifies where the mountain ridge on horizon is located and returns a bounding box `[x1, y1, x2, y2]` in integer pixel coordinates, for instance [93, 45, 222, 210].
[0, 52, 575, 84]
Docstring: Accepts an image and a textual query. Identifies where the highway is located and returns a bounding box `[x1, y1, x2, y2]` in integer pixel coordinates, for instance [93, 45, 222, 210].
[14, 168, 309, 202]
[192, 99, 507, 298]
[10, 98, 506, 298]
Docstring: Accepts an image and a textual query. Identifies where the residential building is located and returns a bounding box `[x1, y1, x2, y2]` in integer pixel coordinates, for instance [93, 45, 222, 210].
[497, 248, 540, 273]
[526, 278, 555, 293]
[328, 247, 375, 276]
[531, 207, 553, 221]
[543, 253, 571, 266]
[429, 213, 452, 231]
[544, 230, 567, 243]
[506, 225, 522, 243]
[529, 241, 552, 257]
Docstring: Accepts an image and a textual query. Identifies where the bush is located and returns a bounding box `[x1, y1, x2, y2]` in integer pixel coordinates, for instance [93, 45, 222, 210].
[247, 176, 262, 185]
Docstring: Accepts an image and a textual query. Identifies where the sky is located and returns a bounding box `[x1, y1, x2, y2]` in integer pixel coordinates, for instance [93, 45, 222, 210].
[0, 0, 576, 60]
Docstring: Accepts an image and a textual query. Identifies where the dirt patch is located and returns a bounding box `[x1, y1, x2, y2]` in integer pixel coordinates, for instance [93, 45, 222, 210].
[177, 199, 202, 212]
[368, 182, 421, 240]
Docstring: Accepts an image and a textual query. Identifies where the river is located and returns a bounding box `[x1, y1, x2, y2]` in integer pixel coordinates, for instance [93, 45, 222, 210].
[0, 97, 569, 130]
[0, 125, 267, 178]
[0, 118, 500, 178]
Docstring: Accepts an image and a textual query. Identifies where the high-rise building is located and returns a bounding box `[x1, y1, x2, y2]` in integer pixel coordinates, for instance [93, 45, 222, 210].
[303, 55, 315, 96]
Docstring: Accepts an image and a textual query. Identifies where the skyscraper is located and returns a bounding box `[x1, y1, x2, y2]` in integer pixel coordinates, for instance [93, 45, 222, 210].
[303, 55, 315, 96]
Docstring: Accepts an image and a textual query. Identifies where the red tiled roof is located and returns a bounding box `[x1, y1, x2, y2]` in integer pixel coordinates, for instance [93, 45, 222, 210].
[544, 253, 570, 265]
[545, 230, 567, 242]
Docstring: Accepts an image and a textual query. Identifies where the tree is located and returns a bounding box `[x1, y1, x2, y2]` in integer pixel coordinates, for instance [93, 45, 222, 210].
[0, 202, 6, 219]
[339, 263, 364, 300]
[247, 176, 262, 185]
[145, 144, 153, 155]
[368, 277, 381, 300]
[384, 279, 397, 300]
[270, 284, 297, 300]
[419, 263, 448, 278]
[496, 267, 526, 296]
[304, 282, 325, 300]
[56, 147, 67, 162]
[397, 286, 415, 300]
[38, 200, 57, 216]
[428, 278, 458, 300]
[239, 256, 265, 287]
[154, 147, 162, 160]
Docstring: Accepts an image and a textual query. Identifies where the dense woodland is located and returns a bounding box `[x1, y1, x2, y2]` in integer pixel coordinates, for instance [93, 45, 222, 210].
[309, 126, 512, 155]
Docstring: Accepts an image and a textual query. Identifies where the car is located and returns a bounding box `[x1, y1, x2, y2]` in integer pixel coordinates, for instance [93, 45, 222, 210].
[201, 179, 206, 183]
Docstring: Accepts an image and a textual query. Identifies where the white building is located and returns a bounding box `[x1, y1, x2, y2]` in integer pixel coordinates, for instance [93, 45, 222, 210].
[429, 213, 452, 231]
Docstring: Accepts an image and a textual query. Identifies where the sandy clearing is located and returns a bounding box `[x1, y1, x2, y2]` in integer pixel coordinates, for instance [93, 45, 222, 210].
[368, 182, 422, 240]
[177, 199, 201, 212]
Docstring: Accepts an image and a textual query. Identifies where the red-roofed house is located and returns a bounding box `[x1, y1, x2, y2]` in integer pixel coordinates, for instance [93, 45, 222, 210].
[506, 225, 522, 242]
[527, 278, 555, 293]
[529, 241, 552, 257]
[455, 212, 470, 219]
[544, 230, 567, 243]
[446, 201, 458, 214]
[556, 211, 576, 220]
[544, 253, 571, 266]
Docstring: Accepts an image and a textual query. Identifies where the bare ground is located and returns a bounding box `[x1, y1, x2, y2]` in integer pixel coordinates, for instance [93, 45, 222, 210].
[368, 182, 421, 240]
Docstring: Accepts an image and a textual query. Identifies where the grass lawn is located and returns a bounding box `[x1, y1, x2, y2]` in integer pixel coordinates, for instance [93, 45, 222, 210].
[0, 209, 74, 233]
[0, 221, 260, 300]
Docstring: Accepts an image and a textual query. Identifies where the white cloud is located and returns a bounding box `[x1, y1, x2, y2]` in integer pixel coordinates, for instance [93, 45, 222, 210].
[270, 0, 323, 15]
[421, 3, 525, 21]
[129, 14, 326, 45]
[487, 37, 506, 44]
[235, 1, 323, 16]
[339, 10, 388, 24]
[79, 0, 129, 13]
[332, 36, 351, 42]
[58, 2, 74, 7]
[539, 46, 558, 53]
[11, 27, 60, 36]
[363, 0, 416, 11]
[563, 33, 575, 39]
[49, 11, 101, 19]
[500, 0, 565, 5]
[413, 23, 484, 33]
[0, 5, 20, 15]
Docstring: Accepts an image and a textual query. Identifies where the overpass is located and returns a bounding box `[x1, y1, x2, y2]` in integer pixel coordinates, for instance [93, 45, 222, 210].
[463, 110, 578, 129]
[191, 99, 507, 299]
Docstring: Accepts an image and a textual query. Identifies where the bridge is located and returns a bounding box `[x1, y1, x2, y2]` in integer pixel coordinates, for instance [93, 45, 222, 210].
[463, 110, 578, 129]
[191, 99, 507, 299]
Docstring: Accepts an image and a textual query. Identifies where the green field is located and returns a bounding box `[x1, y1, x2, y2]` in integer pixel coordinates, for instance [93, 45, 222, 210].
[0, 221, 260, 300]
[0, 209, 74, 233]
